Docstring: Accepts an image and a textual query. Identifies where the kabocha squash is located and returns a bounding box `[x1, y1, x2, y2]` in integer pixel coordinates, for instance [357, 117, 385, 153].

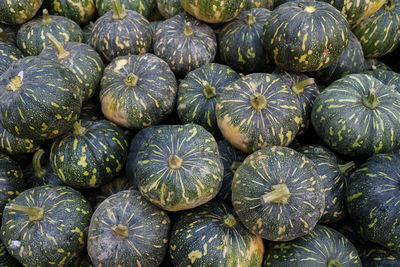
[170, 201, 264, 267]
[177, 63, 240, 136]
[16, 9, 83, 56]
[218, 8, 272, 73]
[154, 13, 217, 76]
[262, 0, 350, 72]
[100, 54, 177, 129]
[0, 185, 92, 266]
[44, 0, 96, 24]
[50, 119, 129, 189]
[346, 154, 400, 252]
[311, 74, 400, 158]
[361, 243, 400, 266]
[232, 146, 324, 241]
[0, 42, 23, 76]
[216, 73, 302, 153]
[39, 34, 104, 102]
[88, 190, 170, 267]
[157, 0, 183, 18]
[96, 0, 155, 17]
[364, 69, 400, 93]
[90, 0, 153, 62]
[135, 124, 223, 211]
[245, 0, 274, 9]
[0, 0, 43, 25]
[0, 241, 18, 267]
[263, 225, 362, 266]
[0, 125, 42, 155]
[0, 56, 82, 141]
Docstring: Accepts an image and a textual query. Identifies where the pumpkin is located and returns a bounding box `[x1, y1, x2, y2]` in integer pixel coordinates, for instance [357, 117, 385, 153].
[0, 185, 92, 266]
[82, 21, 94, 44]
[311, 74, 400, 158]
[0, 56, 82, 141]
[332, 215, 366, 253]
[0, 42, 23, 76]
[50, 119, 129, 189]
[135, 124, 223, 211]
[363, 69, 400, 93]
[154, 13, 217, 76]
[170, 201, 264, 266]
[262, 0, 350, 72]
[96, 0, 155, 18]
[364, 58, 393, 71]
[232, 146, 325, 241]
[361, 243, 400, 266]
[177, 63, 240, 136]
[0, 124, 42, 155]
[0, 0, 43, 25]
[157, 0, 183, 18]
[245, 0, 274, 9]
[44, 0, 96, 24]
[88, 190, 170, 266]
[216, 73, 302, 153]
[0, 241, 19, 267]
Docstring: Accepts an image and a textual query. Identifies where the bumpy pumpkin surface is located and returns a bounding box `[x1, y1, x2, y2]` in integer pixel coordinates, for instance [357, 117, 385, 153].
[157, 0, 183, 18]
[0, 124, 42, 155]
[96, 0, 155, 17]
[0, 42, 23, 76]
[44, 0, 96, 24]
[0, 0, 43, 25]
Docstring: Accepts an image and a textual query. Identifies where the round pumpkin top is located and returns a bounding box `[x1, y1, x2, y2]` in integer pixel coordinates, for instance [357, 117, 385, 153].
[0, 0, 43, 25]
[0, 124, 42, 155]
[43, 0, 96, 24]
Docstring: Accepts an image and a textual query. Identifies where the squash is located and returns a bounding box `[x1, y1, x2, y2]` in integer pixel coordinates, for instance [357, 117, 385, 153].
[0, 42, 23, 76]
[0, 241, 19, 267]
[361, 243, 400, 266]
[0, 0, 43, 25]
[363, 69, 400, 93]
[0, 124, 42, 155]
[245, 0, 274, 9]
[157, 0, 183, 18]
[96, 0, 155, 18]
[44, 0, 96, 24]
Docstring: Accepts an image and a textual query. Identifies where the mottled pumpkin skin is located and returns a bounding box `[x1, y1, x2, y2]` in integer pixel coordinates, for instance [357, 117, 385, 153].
[154, 13, 217, 76]
[364, 69, 400, 94]
[245, 0, 273, 9]
[135, 124, 223, 211]
[346, 154, 400, 253]
[100, 54, 177, 129]
[44, 0, 96, 24]
[96, 0, 155, 17]
[216, 73, 302, 153]
[157, 0, 183, 18]
[0, 241, 19, 267]
[0, 185, 93, 267]
[170, 201, 264, 267]
[0, 0, 43, 25]
[263, 0, 350, 72]
[0, 42, 23, 76]
[361, 243, 400, 266]
[50, 120, 129, 189]
[311, 74, 400, 158]
[0, 125, 42, 155]
[88, 190, 170, 267]
[0, 56, 82, 141]
[264, 225, 362, 266]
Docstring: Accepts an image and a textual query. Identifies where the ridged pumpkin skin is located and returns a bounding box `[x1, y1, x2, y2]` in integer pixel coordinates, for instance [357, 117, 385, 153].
[361, 243, 400, 266]
[263, 225, 362, 266]
[135, 124, 223, 211]
[263, 0, 350, 72]
[88, 190, 170, 267]
[50, 120, 129, 189]
[364, 69, 400, 93]
[44, 0, 96, 24]
[216, 73, 302, 153]
[100, 54, 177, 129]
[346, 154, 400, 253]
[96, 0, 155, 17]
[311, 74, 400, 158]
[154, 13, 217, 76]
[0, 56, 82, 141]
[170, 201, 264, 267]
[0, 42, 23, 76]
[245, 0, 274, 9]
[0, 0, 43, 25]
[157, 0, 183, 18]
[0, 124, 42, 155]
[0, 242, 19, 267]
[232, 146, 325, 241]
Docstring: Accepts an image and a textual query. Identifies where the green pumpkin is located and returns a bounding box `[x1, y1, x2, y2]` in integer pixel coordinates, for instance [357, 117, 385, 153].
[0, 241, 19, 267]
[0, 0, 43, 25]
[154, 13, 217, 76]
[135, 124, 223, 211]
[364, 58, 393, 71]
[39, 34, 104, 102]
[0, 124, 42, 155]
[346, 154, 400, 252]
[0, 185, 92, 266]
[177, 63, 240, 136]
[0, 56, 82, 141]
[263, 224, 362, 266]
[0, 42, 23, 76]
[263, 0, 350, 72]
[16, 9, 83, 56]
[88, 190, 170, 266]
[219, 8, 272, 73]
[0, 24, 19, 44]
[157, 0, 183, 18]
[170, 201, 264, 266]
[44, 0, 96, 24]
[50, 120, 129, 189]
[245, 0, 274, 9]
[364, 69, 400, 93]
[311, 74, 400, 158]
[216, 73, 302, 153]
[332, 216, 366, 253]
[96, 0, 155, 17]
[232, 146, 324, 241]
[361, 243, 400, 266]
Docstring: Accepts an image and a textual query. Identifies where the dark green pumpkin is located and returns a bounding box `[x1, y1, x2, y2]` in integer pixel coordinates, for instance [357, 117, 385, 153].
[0, 241, 19, 267]
[332, 215, 366, 253]
[0, 24, 19, 44]
[263, 224, 362, 266]
[216, 73, 302, 153]
[263, 0, 350, 72]
[311, 74, 400, 158]
[16, 9, 83, 56]
[0, 56, 82, 141]
[135, 124, 223, 211]
[157, 0, 183, 18]
[0, 42, 23, 76]
[364, 69, 400, 93]
[245, 0, 274, 9]
[219, 8, 272, 73]
[0, 0, 43, 25]
[0, 124, 42, 155]
[361, 243, 400, 266]
[88, 190, 170, 266]
[232, 146, 325, 241]
[0, 185, 92, 266]
[96, 0, 155, 17]
[44, 0, 96, 24]
[154, 13, 217, 76]
[177, 63, 240, 136]
[170, 201, 264, 266]
[346, 154, 400, 252]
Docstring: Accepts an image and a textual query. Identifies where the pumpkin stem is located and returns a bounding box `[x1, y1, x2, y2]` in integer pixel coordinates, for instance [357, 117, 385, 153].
[203, 83, 217, 99]
[46, 33, 70, 60]
[112, 0, 127, 20]
[223, 214, 237, 227]
[250, 94, 267, 111]
[169, 154, 183, 170]
[245, 13, 256, 25]
[385, 0, 395, 11]
[362, 88, 379, 110]
[0, 28, 8, 42]
[327, 259, 343, 267]
[33, 149, 47, 179]
[73, 121, 86, 135]
[230, 161, 242, 173]
[183, 22, 194, 37]
[124, 73, 139, 87]
[9, 204, 44, 221]
[262, 184, 291, 205]
[42, 9, 52, 23]
[6, 75, 23, 91]
[112, 224, 129, 239]
[338, 161, 355, 176]
[292, 78, 315, 95]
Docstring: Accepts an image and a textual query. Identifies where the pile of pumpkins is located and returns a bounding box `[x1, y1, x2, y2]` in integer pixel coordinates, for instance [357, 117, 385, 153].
[0, 0, 400, 266]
